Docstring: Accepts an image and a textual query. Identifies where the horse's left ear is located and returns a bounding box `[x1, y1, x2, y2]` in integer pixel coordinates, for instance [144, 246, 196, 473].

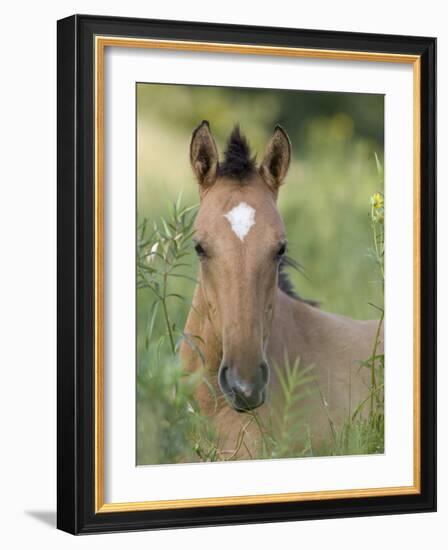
[190, 120, 219, 192]
[260, 125, 291, 194]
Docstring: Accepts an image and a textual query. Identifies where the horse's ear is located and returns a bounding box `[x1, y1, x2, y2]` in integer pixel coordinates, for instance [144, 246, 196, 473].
[190, 120, 219, 191]
[259, 125, 291, 194]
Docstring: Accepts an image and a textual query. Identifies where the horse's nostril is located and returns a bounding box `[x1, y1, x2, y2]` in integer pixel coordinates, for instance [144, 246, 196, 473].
[218, 364, 231, 394]
[260, 362, 270, 386]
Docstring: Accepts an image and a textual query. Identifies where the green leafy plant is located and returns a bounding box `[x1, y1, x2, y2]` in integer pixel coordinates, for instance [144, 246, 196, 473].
[325, 165, 385, 456]
[137, 196, 198, 354]
[249, 357, 316, 460]
[136, 198, 219, 464]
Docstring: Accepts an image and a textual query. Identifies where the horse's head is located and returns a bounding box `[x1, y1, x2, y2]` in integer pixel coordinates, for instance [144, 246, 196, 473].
[190, 121, 291, 412]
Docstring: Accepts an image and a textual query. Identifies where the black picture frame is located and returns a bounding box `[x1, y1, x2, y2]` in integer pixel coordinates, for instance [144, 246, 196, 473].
[57, 14, 436, 534]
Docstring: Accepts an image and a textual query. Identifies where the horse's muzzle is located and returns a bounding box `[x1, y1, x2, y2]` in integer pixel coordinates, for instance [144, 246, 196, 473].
[218, 362, 269, 412]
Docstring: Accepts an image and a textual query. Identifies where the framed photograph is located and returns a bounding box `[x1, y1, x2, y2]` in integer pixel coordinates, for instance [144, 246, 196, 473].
[57, 14, 436, 534]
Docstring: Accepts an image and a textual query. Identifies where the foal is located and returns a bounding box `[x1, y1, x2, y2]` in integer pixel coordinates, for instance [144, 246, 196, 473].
[181, 121, 382, 458]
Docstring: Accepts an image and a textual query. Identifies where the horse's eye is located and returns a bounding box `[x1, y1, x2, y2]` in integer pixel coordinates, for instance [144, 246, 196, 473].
[194, 242, 206, 258]
[276, 242, 287, 259]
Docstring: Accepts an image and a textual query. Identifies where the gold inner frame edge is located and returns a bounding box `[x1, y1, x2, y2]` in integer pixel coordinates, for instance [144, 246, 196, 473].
[94, 35, 421, 513]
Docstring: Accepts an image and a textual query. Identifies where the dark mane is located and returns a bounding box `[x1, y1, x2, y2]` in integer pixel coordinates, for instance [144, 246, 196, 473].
[278, 262, 300, 300]
[218, 125, 256, 180]
[278, 257, 319, 307]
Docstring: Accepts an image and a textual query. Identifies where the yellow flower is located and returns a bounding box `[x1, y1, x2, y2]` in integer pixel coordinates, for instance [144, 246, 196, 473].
[371, 192, 384, 210]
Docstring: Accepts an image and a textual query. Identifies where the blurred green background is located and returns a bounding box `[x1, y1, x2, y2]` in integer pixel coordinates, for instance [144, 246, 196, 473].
[137, 83, 384, 349]
[136, 83, 384, 464]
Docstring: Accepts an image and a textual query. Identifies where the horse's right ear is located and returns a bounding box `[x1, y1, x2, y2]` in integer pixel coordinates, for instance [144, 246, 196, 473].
[259, 125, 291, 195]
[190, 121, 219, 191]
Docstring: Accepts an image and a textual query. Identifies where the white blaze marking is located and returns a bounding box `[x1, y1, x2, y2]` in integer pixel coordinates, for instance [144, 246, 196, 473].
[223, 202, 256, 241]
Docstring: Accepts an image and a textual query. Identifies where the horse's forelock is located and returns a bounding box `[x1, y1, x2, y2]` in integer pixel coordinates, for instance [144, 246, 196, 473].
[218, 125, 257, 181]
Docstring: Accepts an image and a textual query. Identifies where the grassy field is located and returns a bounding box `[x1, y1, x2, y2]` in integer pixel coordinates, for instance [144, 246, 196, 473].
[136, 83, 384, 465]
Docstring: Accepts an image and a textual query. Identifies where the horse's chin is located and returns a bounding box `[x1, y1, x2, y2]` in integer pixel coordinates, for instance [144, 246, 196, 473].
[233, 405, 261, 413]
[227, 390, 266, 413]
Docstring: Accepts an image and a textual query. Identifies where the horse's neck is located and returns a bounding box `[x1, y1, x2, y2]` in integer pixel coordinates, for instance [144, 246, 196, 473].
[182, 283, 379, 399]
[269, 289, 379, 378]
[266, 290, 328, 367]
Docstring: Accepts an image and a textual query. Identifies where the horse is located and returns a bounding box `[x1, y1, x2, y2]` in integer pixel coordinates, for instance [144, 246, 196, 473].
[180, 120, 383, 460]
